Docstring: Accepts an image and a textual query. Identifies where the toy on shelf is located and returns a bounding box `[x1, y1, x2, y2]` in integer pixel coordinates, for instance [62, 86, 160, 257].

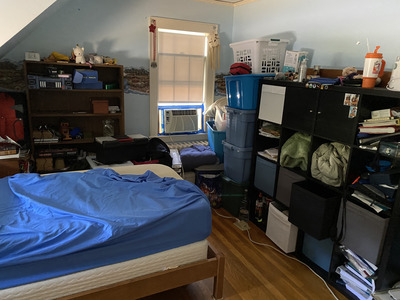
[73, 44, 86, 64]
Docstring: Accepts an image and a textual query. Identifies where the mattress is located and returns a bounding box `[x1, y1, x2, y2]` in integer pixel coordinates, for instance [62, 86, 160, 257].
[0, 164, 211, 289]
[0, 239, 209, 300]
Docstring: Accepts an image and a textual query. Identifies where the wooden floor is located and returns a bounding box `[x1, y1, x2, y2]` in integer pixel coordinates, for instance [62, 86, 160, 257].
[140, 208, 348, 300]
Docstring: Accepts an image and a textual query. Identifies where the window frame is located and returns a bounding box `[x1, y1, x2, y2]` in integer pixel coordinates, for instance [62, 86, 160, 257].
[149, 17, 217, 136]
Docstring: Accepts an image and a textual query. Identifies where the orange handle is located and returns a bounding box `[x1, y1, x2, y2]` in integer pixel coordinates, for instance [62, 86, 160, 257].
[379, 59, 386, 77]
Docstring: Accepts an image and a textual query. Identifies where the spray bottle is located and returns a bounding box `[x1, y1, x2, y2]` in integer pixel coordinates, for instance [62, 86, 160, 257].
[298, 58, 308, 83]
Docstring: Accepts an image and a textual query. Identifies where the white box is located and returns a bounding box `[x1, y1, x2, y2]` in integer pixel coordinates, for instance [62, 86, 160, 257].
[258, 84, 286, 124]
[266, 202, 298, 253]
[282, 50, 308, 73]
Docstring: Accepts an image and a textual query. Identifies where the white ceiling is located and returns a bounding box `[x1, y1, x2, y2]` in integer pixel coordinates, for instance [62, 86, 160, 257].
[194, 0, 258, 6]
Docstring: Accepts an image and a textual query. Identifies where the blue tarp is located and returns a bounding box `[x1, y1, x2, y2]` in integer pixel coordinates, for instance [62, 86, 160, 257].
[0, 168, 211, 288]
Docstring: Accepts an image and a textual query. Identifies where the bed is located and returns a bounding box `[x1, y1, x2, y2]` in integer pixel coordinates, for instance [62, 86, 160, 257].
[0, 164, 224, 300]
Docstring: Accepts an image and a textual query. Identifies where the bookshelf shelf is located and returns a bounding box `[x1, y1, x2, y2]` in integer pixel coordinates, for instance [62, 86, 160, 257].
[251, 79, 400, 298]
[25, 60, 125, 172]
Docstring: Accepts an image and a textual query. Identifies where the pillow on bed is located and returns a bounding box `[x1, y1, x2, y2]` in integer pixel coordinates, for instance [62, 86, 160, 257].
[180, 145, 218, 171]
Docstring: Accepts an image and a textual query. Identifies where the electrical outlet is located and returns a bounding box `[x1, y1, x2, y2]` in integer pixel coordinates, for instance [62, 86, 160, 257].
[234, 220, 250, 231]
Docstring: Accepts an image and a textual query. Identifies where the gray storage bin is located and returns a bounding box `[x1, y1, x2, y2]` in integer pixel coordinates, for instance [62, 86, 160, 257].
[302, 233, 334, 272]
[275, 167, 305, 207]
[223, 140, 253, 184]
[338, 200, 389, 265]
[225, 106, 256, 148]
[254, 156, 276, 196]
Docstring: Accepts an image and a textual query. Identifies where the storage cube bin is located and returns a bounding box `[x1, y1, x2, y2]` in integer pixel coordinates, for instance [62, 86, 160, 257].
[222, 140, 252, 184]
[230, 38, 289, 74]
[225, 106, 256, 148]
[195, 165, 224, 208]
[302, 233, 334, 272]
[289, 181, 341, 240]
[254, 156, 276, 196]
[337, 200, 389, 265]
[222, 175, 248, 217]
[207, 121, 225, 162]
[275, 167, 305, 207]
[92, 100, 109, 114]
[266, 202, 298, 253]
[225, 74, 267, 110]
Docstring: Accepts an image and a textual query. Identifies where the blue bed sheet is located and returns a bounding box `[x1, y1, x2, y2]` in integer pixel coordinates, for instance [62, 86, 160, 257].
[0, 168, 211, 289]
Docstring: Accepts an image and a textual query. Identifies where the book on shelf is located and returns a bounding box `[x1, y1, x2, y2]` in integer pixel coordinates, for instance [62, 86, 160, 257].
[34, 138, 59, 144]
[358, 126, 400, 134]
[357, 131, 400, 145]
[371, 107, 400, 119]
[360, 118, 400, 127]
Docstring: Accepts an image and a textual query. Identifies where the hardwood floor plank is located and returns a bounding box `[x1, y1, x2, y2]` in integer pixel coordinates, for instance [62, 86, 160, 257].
[140, 208, 348, 300]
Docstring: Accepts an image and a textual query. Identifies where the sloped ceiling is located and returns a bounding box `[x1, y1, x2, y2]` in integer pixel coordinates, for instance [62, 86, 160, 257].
[0, 0, 61, 59]
[193, 0, 258, 6]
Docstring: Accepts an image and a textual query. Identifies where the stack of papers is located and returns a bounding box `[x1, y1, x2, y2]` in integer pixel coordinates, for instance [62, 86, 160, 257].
[258, 147, 278, 161]
[337, 246, 377, 300]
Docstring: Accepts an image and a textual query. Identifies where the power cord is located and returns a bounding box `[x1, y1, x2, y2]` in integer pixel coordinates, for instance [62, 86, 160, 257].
[212, 208, 339, 300]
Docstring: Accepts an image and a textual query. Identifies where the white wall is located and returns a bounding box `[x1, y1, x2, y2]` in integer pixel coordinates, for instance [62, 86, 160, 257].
[3, 0, 400, 136]
[1, 0, 234, 136]
[233, 0, 400, 70]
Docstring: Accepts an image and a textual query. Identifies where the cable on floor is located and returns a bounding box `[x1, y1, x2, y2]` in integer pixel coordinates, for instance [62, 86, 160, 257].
[212, 208, 339, 300]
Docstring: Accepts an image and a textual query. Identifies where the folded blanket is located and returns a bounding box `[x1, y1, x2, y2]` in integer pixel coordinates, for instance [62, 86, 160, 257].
[180, 145, 217, 171]
[311, 142, 350, 187]
[280, 132, 311, 171]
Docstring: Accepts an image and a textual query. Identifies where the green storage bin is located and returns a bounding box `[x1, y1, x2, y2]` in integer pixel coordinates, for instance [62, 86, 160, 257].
[222, 175, 248, 217]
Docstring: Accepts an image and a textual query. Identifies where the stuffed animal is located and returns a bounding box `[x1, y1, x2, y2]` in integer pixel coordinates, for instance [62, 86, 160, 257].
[342, 67, 363, 80]
[73, 44, 86, 64]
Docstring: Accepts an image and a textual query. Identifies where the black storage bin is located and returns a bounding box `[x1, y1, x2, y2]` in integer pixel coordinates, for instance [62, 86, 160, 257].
[288, 181, 341, 240]
[96, 139, 148, 164]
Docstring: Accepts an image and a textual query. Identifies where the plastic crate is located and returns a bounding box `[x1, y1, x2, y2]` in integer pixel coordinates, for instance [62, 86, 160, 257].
[225, 74, 268, 110]
[225, 107, 256, 148]
[223, 140, 252, 184]
[207, 121, 226, 162]
[230, 38, 289, 74]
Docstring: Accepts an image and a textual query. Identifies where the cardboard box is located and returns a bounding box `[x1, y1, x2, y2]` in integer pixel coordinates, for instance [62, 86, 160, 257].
[36, 157, 53, 172]
[282, 51, 308, 73]
[92, 100, 109, 114]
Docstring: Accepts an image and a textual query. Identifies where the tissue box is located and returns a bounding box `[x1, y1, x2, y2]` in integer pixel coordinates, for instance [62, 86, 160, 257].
[282, 51, 308, 73]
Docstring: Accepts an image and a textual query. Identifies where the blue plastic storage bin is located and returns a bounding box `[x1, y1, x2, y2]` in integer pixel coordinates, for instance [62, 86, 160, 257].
[207, 121, 225, 162]
[226, 107, 256, 148]
[225, 74, 272, 110]
[223, 140, 252, 184]
[302, 233, 334, 272]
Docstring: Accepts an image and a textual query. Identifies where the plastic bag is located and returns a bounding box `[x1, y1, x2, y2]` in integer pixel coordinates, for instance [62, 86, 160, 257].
[215, 106, 227, 131]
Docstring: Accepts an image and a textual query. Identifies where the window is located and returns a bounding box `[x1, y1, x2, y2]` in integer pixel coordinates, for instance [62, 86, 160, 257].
[149, 17, 218, 136]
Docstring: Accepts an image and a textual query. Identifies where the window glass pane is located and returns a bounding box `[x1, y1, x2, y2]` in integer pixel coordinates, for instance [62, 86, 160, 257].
[175, 56, 190, 82]
[158, 55, 174, 81]
[190, 57, 205, 82]
[159, 84, 174, 102]
[159, 32, 205, 56]
[189, 84, 203, 102]
[175, 84, 189, 101]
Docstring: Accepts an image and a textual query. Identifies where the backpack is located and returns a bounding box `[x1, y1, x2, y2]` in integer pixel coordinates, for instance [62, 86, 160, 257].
[145, 138, 172, 167]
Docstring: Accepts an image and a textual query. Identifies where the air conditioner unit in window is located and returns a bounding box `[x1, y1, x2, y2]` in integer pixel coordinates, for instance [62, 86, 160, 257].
[163, 109, 199, 134]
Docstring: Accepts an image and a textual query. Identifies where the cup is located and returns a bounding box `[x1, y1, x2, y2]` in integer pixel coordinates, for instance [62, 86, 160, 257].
[387, 56, 400, 91]
[362, 46, 386, 88]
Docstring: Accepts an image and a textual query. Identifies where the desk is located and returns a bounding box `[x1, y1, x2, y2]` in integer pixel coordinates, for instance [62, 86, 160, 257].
[0, 157, 20, 178]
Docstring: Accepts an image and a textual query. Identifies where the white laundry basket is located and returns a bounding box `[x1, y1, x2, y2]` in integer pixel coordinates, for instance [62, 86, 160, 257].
[230, 38, 289, 74]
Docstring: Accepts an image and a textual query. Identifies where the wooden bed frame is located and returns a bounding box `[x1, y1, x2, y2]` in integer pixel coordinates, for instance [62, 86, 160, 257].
[60, 244, 225, 300]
